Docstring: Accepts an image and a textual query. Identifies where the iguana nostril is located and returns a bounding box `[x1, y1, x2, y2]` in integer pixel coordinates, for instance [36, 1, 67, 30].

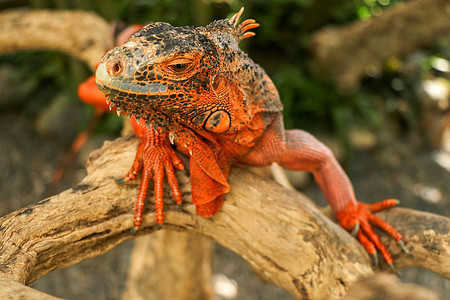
[109, 59, 124, 76]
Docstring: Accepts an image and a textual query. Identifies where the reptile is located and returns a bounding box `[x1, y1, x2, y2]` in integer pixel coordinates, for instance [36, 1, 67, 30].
[94, 8, 410, 269]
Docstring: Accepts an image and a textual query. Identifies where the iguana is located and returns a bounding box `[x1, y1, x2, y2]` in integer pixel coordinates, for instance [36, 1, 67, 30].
[95, 8, 410, 269]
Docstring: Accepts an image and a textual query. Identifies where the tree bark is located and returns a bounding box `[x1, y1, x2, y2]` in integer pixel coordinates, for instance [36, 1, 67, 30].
[0, 9, 215, 300]
[310, 0, 450, 91]
[120, 112, 214, 300]
[0, 136, 448, 299]
[0, 9, 113, 70]
[0, 8, 448, 300]
[0, 279, 61, 300]
[122, 232, 214, 300]
[343, 273, 440, 300]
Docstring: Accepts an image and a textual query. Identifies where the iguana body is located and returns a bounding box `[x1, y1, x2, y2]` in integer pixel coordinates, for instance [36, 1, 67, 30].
[95, 8, 408, 267]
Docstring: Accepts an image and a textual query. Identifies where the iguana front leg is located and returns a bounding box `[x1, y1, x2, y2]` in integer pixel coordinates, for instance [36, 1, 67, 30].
[124, 116, 184, 228]
[275, 129, 407, 268]
[125, 116, 231, 227]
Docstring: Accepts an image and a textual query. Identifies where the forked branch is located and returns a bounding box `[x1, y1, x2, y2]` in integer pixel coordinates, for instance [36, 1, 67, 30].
[0, 8, 448, 300]
[0, 137, 448, 299]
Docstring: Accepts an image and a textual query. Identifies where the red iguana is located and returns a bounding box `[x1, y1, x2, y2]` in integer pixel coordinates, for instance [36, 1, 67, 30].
[95, 8, 410, 269]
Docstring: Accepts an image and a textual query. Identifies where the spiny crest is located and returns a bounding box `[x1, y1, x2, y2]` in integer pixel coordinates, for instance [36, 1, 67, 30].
[206, 7, 259, 44]
[228, 7, 260, 41]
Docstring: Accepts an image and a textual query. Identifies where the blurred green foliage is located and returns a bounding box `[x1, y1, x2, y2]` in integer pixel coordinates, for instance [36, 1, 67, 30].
[1, 51, 89, 115]
[1, 0, 449, 152]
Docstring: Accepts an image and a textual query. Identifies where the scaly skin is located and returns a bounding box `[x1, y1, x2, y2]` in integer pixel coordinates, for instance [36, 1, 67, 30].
[78, 24, 144, 110]
[94, 8, 409, 267]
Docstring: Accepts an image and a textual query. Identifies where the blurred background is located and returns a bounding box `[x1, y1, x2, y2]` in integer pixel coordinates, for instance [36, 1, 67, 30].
[0, 0, 449, 299]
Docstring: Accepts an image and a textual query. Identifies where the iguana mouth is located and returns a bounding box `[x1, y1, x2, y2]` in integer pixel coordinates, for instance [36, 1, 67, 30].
[95, 60, 180, 127]
[95, 62, 169, 98]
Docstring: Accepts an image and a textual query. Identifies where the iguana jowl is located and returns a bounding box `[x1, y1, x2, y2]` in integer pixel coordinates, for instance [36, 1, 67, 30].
[95, 8, 409, 268]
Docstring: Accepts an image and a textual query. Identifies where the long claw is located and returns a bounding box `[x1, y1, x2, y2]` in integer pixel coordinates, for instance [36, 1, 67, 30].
[388, 263, 401, 276]
[115, 178, 127, 184]
[398, 240, 414, 257]
[371, 252, 379, 267]
[131, 225, 139, 234]
[367, 198, 399, 212]
[351, 222, 360, 237]
[338, 201, 403, 267]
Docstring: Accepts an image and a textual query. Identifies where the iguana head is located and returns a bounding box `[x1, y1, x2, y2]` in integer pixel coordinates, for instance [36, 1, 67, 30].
[95, 8, 262, 136]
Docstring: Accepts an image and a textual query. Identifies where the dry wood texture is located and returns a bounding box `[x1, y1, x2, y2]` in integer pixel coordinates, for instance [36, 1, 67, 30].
[0, 9, 113, 70]
[123, 232, 214, 300]
[343, 273, 440, 300]
[0, 136, 449, 299]
[0, 8, 449, 300]
[310, 0, 450, 90]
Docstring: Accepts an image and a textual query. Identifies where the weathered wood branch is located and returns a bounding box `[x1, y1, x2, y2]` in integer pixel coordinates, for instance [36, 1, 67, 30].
[122, 232, 214, 300]
[0, 8, 448, 300]
[0, 136, 448, 299]
[0, 278, 60, 300]
[0, 9, 215, 299]
[343, 273, 441, 300]
[310, 0, 450, 91]
[0, 9, 113, 69]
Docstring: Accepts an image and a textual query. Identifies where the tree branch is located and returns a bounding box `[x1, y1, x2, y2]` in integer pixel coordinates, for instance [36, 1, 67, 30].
[0, 136, 448, 299]
[0, 8, 448, 300]
[122, 232, 214, 300]
[0, 9, 113, 69]
[309, 0, 450, 90]
[343, 273, 441, 300]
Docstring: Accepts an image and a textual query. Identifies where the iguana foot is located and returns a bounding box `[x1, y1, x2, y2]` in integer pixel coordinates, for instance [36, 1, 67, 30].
[125, 116, 184, 228]
[336, 199, 410, 268]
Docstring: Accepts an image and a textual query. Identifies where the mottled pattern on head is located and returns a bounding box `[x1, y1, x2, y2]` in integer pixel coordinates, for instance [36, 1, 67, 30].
[131, 22, 221, 60]
[96, 8, 282, 137]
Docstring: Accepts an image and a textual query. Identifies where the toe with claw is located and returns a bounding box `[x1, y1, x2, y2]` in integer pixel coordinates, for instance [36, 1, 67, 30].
[336, 199, 411, 272]
[123, 116, 185, 229]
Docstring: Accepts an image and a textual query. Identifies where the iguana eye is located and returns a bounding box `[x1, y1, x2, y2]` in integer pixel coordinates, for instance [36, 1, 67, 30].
[167, 58, 193, 74]
[169, 63, 188, 73]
